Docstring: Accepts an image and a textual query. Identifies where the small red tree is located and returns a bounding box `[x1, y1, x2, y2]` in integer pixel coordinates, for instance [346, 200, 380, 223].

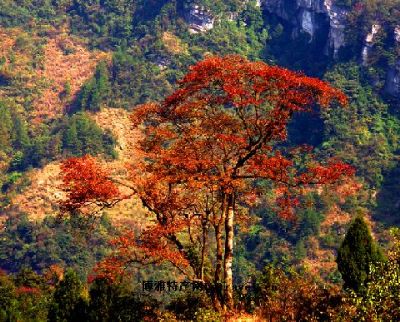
[60, 155, 121, 215]
[60, 55, 354, 310]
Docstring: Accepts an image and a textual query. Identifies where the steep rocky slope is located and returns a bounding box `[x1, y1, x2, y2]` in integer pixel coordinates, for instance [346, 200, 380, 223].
[184, 0, 400, 98]
[263, 0, 349, 57]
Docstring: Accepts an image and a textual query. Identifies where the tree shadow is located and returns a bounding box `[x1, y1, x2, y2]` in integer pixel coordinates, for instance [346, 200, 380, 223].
[374, 161, 400, 226]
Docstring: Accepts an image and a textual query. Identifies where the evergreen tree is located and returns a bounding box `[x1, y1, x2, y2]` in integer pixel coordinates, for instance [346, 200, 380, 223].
[75, 61, 111, 112]
[94, 61, 111, 101]
[76, 114, 102, 155]
[48, 269, 87, 322]
[0, 102, 13, 152]
[62, 112, 113, 157]
[28, 126, 52, 167]
[337, 216, 384, 293]
[12, 114, 30, 150]
[63, 118, 81, 155]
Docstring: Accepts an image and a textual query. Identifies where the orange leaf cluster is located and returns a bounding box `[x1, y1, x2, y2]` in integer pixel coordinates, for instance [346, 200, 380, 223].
[89, 222, 191, 282]
[60, 155, 120, 215]
[129, 56, 353, 273]
[131, 56, 352, 220]
[132, 55, 349, 192]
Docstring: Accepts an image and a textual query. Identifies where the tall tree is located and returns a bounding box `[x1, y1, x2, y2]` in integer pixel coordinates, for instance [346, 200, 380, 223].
[62, 112, 115, 157]
[60, 55, 353, 310]
[337, 215, 384, 293]
[129, 55, 353, 309]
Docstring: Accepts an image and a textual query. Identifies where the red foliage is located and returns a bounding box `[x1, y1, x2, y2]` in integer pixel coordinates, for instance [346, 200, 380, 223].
[297, 160, 355, 185]
[16, 286, 41, 296]
[60, 55, 354, 284]
[89, 223, 191, 282]
[60, 155, 120, 215]
[132, 55, 352, 219]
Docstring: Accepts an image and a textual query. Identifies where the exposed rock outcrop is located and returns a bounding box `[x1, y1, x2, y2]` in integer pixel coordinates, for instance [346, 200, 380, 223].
[183, 1, 400, 98]
[361, 24, 381, 66]
[385, 60, 400, 97]
[186, 4, 215, 33]
[262, 0, 349, 57]
[385, 27, 400, 98]
[261, 1, 400, 98]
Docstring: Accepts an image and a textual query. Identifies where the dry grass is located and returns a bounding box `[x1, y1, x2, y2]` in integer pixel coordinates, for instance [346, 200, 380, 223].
[32, 31, 110, 123]
[320, 205, 352, 234]
[91, 107, 149, 227]
[302, 248, 337, 277]
[0, 28, 41, 105]
[0, 26, 109, 124]
[11, 162, 63, 220]
[0, 28, 18, 56]
[11, 107, 149, 226]
[162, 31, 188, 55]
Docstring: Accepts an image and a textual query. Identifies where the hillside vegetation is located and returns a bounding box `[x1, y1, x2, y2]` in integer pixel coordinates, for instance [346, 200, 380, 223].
[0, 1, 400, 320]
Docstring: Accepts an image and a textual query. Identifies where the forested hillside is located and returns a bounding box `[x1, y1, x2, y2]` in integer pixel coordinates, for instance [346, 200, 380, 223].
[0, 1, 399, 321]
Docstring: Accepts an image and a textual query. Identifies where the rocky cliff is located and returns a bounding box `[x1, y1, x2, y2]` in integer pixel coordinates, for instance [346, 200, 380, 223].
[183, 0, 399, 97]
[186, 4, 215, 33]
[262, 0, 348, 58]
[385, 26, 400, 97]
[263, 0, 400, 97]
[185, 1, 349, 58]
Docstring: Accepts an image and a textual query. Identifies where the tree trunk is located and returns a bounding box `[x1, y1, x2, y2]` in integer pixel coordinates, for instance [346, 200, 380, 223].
[223, 193, 235, 310]
[200, 216, 208, 281]
[213, 221, 224, 311]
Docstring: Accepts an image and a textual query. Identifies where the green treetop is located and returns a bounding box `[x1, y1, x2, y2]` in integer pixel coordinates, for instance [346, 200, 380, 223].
[337, 215, 384, 293]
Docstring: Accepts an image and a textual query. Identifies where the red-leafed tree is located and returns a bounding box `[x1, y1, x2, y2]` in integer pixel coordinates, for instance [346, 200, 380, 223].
[60, 55, 354, 311]
[60, 155, 121, 216]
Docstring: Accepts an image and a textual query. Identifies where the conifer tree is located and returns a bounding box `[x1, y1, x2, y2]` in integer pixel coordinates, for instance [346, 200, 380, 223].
[48, 269, 87, 322]
[337, 216, 384, 293]
[63, 119, 80, 154]
[63, 112, 110, 157]
[75, 61, 111, 112]
[12, 113, 30, 150]
[0, 102, 13, 152]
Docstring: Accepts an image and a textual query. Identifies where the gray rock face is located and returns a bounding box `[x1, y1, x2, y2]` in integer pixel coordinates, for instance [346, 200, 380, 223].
[385, 60, 400, 97]
[261, 0, 400, 98]
[185, 1, 257, 32]
[182, 0, 400, 98]
[324, 0, 348, 58]
[361, 24, 381, 66]
[186, 4, 215, 33]
[300, 10, 316, 39]
[385, 26, 400, 97]
[262, 0, 349, 57]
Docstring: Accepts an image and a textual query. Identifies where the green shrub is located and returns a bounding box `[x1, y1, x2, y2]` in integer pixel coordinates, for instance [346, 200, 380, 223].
[194, 307, 222, 322]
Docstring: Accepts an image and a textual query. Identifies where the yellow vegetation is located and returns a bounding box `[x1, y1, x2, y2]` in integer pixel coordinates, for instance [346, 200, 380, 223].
[32, 31, 110, 123]
[162, 31, 188, 55]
